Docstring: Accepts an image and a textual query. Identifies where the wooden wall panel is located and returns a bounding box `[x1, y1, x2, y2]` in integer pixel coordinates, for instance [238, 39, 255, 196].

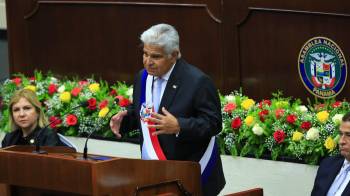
[223, 0, 350, 99]
[6, 0, 350, 100]
[7, 0, 223, 88]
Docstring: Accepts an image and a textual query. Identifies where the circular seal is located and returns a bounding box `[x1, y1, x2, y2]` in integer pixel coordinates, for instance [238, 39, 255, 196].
[298, 37, 347, 99]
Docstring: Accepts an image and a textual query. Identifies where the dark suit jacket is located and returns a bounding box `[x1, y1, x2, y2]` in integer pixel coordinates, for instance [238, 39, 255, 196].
[121, 58, 225, 195]
[1, 127, 61, 148]
[311, 155, 350, 196]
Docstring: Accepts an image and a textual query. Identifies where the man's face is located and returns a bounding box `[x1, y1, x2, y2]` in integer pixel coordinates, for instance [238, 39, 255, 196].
[143, 44, 177, 77]
[339, 121, 350, 160]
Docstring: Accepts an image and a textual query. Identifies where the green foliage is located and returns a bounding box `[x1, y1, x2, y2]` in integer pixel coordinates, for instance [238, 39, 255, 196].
[0, 71, 137, 140]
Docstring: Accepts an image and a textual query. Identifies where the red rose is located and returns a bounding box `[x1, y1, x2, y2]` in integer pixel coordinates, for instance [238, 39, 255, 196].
[275, 109, 285, 119]
[224, 103, 236, 114]
[231, 117, 242, 129]
[87, 98, 97, 110]
[49, 116, 62, 128]
[12, 77, 22, 86]
[273, 130, 286, 144]
[78, 80, 89, 86]
[286, 114, 297, 124]
[332, 101, 342, 108]
[259, 109, 269, 122]
[258, 99, 272, 109]
[66, 114, 78, 126]
[109, 89, 117, 96]
[71, 87, 82, 97]
[300, 121, 312, 130]
[99, 100, 109, 109]
[115, 95, 131, 107]
[48, 83, 57, 95]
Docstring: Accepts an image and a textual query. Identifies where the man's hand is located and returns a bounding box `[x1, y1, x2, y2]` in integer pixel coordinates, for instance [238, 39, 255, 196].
[148, 107, 180, 136]
[109, 110, 128, 138]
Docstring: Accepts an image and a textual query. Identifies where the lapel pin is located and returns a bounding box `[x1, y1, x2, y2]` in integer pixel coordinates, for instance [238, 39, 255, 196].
[172, 85, 177, 89]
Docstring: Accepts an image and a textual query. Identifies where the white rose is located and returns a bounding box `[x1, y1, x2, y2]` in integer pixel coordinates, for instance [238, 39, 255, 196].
[306, 127, 320, 141]
[126, 88, 133, 97]
[252, 124, 264, 136]
[332, 114, 344, 125]
[297, 105, 308, 113]
[57, 85, 65, 93]
[50, 77, 58, 83]
[225, 95, 235, 103]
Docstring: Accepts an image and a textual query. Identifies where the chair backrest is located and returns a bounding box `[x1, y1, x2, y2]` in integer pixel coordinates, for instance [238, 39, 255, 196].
[225, 188, 263, 196]
[57, 133, 78, 151]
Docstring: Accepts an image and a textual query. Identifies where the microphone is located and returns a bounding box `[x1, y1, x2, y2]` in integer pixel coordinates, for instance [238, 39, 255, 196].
[33, 101, 88, 154]
[83, 97, 120, 160]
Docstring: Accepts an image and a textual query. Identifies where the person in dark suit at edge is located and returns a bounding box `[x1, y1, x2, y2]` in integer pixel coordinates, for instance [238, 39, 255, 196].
[312, 112, 350, 196]
[2, 89, 61, 148]
[109, 23, 225, 195]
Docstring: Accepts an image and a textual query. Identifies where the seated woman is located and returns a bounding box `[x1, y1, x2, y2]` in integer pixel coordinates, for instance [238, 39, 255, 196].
[1, 89, 61, 147]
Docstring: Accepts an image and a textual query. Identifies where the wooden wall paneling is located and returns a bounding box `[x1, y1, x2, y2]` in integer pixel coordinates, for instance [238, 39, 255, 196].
[7, 0, 224, 89]
[224, 0, 350, 100]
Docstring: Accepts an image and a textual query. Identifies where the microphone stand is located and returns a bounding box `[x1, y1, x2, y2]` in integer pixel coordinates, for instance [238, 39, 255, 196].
[33, 101, 88, 154]
[83, 130, 95, 160]
[83, 97, 120, 160]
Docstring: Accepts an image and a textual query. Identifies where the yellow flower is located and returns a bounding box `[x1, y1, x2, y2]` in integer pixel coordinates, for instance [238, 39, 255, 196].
[241, 99, 255, 110]
[89, 83, 100, 93]
[316, 111, 329, 123]
[324, 137, 336, 152]
[59, 91, 71, 103]
[292, 131, 303, 142]
[244, 115, 254, 126]
[98, 107, 110, 118]
[24, 85, 36, 92]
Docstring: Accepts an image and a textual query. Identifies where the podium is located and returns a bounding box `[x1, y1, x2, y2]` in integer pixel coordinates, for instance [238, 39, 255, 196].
[0, 146, 201, 195]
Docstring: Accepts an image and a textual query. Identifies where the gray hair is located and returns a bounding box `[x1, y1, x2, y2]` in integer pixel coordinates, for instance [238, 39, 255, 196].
[140, 23, 181, 59]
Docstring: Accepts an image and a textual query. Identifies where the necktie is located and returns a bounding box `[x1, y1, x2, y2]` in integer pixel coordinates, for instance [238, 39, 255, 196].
[327, 164, 350, 196]
[153, 77, 164, 112]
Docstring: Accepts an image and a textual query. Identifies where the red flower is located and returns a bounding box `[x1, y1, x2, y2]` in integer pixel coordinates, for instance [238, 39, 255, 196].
[224, 103, 236, 114]
[275, 109, 285, 119]
[115, 95, 131, 107]
[231, 117, 242, 129]
[48, 83, 57, 95]
[12, 77, 22, 86]
[29, 77, 35, 82]
[332, 101, 342, 108]
[259, 109, 269, 122]
[99, 100, 109, 109]
[71, 87, 82, 97]
[300, 121, 312, 130]
[78, 80, 89, 86]
[273, 130, 286, 144]
[286, 114, 297, 124]
[109, 89, 117, 96]
[66, 114, 78, 126]
[49, 116, 62, 128]
[258, 99, 272, 109]
[87, 98, 97, 110]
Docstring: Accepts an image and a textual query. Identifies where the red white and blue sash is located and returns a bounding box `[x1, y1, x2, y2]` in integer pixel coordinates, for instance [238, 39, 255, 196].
[139, 70, 218, 184]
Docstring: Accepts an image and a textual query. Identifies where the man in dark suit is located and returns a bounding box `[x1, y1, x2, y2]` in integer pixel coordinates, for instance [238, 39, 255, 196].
[311, 112, 350, 196]
[110, 23, 225, 195]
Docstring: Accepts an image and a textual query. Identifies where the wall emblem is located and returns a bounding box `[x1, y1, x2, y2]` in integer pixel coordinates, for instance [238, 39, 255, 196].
[298, 37, 347, 98]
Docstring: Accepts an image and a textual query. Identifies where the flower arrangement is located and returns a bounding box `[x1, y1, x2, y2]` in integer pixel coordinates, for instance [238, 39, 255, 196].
[0, 71, 134, 140]
[220, 90, 350, 165]
[1, 71, 349, 165]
